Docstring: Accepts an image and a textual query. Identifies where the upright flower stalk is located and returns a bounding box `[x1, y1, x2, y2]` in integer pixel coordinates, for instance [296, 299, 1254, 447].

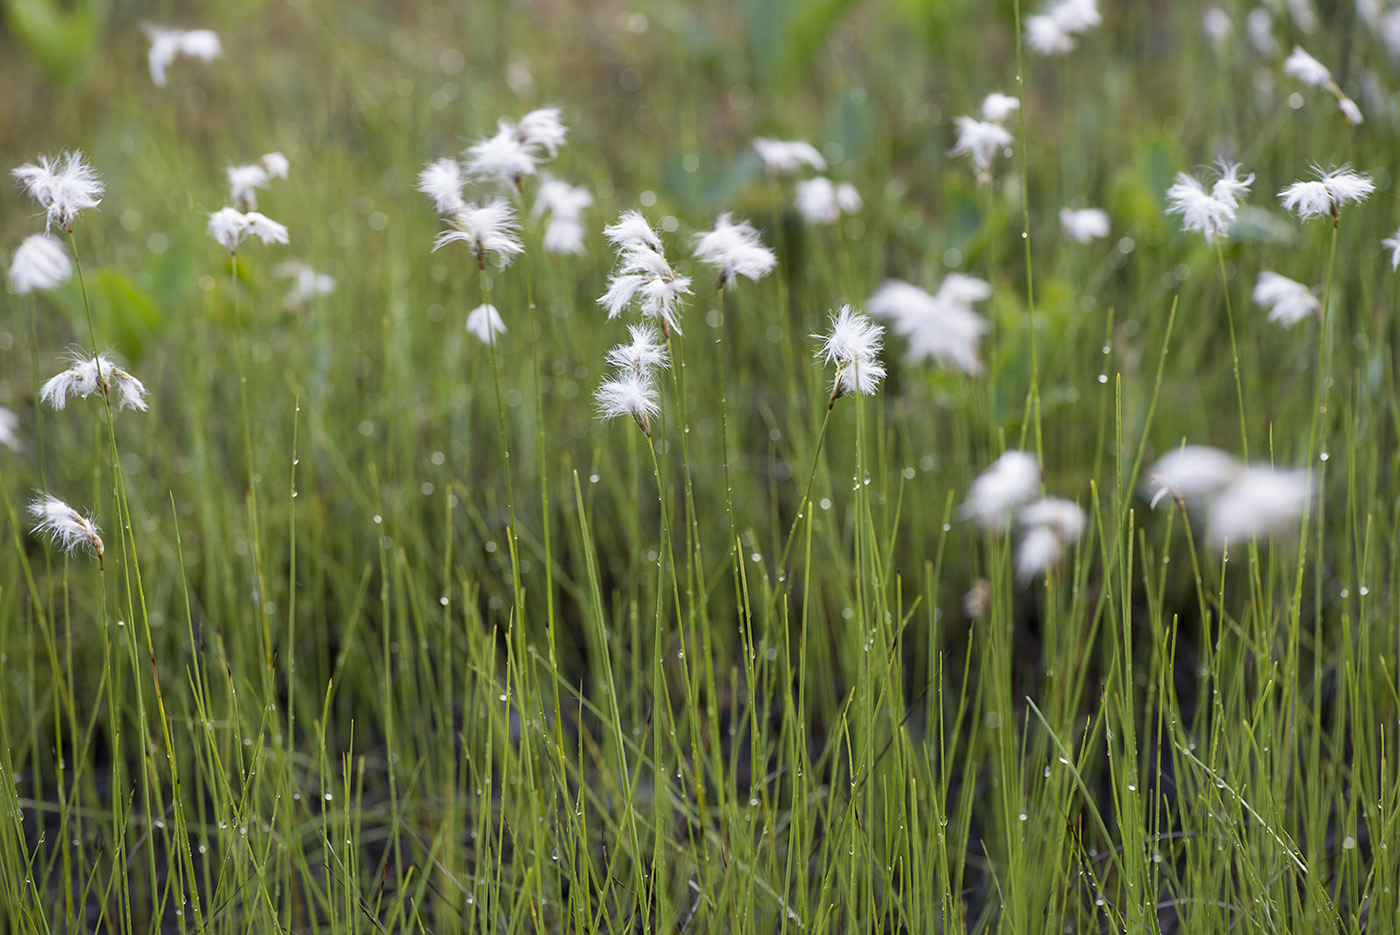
[1165, 158, 1255, 458]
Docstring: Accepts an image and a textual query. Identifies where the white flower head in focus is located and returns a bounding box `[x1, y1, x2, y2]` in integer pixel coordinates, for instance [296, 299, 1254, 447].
[433, 199, 524, 270]
[1059, 207, 1110, 243]
[144, 25, 221, 88]
[1253, 271, 1320, 328]
[596, 369, 660, 437]
[9, 233, 72, 294]
[600, 211, 692, 334]
[29, 493, 104, 567]
[466, 303, 506, 345]
[960, 450, 1041, 532]
[13, 151, 104, 232]
[1165, 160, 1253, 243]
[950, 116, 1013, 184]
[41, 351, 148, 412]
[606, 323, 669, 376]
[753, 138, 826, 176]
[794, 177, 861, 225]
[814, 305, 885, 408]
[1279, 165, 1374, 225]
[693, 212, 776, 290]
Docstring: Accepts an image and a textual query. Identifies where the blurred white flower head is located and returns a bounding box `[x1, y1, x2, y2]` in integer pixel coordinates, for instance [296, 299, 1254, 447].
[1283, 45, 1333, 89]
[960, 450, 1041, 532]
[9, 233, 72, 294]
[950, 116, 1013, 184]
[466, 303, 506, 345]
[815, 305, 885, 407]
[13, 151, 104, 232]
[417, 158, 467, 216]
[532, 176, 592, 256]
[980, 92, 1020, 124]
[1382, 228, 1400, 271]
[227, 152, 289, 211]
[41, 351, 147, 412]
[144, 25, 221, 88]
[1146, 445, 1242, 510]
[1026, 0, 1100, 55]
[1165, 160, 1253, 243]
[275, 260, 336, 308]
[1202, 8, 1232, 49]
[1015, 497, 1086, 581]
[1208, 467, 1311, 550]
[867, 276, 989, 376]
[1247, 9, 1277, 56]
[753, 138, 826, 176]
[464, 108, 568, 191]
[1279, 166, 1373, 224]
[1059, 207, 1110, 243]
[432, 199, 524, 270]
[29, 493, 104, 567]
[0, 408, 18, 450]
[1146, 446, 1310, 550]
[794, 177, 861, 225]
[1252, 271, 1319, 328]
[692, 213, 776, 289]
[208, 207, 290, 252]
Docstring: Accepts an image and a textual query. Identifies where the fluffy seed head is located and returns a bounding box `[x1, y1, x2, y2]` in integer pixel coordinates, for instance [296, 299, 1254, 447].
[753, 138, 826, 175]
[417, 158, 467, 216]
[794, 177, 861, 225]
[13, 151, 104, 231]
[9, 233, 72, 294]
[29, 494, 104, 565]
[1252, 271, 1320, 328]
[692, 213, 776, 289]
[960, 450, 1041, 532]
[1059, 207, 1110, 243]
[432, 199, 524, 270]
[596, 370, 660, 437]
[466, 303, 506, 345]
[815, 305, 885, 407]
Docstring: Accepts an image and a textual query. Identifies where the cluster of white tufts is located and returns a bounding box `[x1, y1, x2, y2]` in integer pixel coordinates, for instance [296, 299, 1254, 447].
[868, 275, 990, 376]
[960, 451, 1086, 581]
[754, 137, 861, 226]
[1148, 446, 1310, 551]
[596, 324, 670, 437]
[814, 306, 886, 409]
[599, 211, 693, 335]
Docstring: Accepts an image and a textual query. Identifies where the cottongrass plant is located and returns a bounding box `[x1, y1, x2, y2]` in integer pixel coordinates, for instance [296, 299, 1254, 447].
[143, 24, 221, 87]
[867, 275, 990, 375]
[793, 176, 861, 225]
[1284, 45, 1364, 124]
[226, 151, 289, 211]
[12, 150, 104, 232]
[8, 232, 72, 293]
[40, 351, 148, 412]
[1165, 159, 1254, 456]
[1059, 206, 1109, 243]
[752, 137, 826, 175]
[1252, 271, 1320, 327]
[27, 493, 104, 567]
